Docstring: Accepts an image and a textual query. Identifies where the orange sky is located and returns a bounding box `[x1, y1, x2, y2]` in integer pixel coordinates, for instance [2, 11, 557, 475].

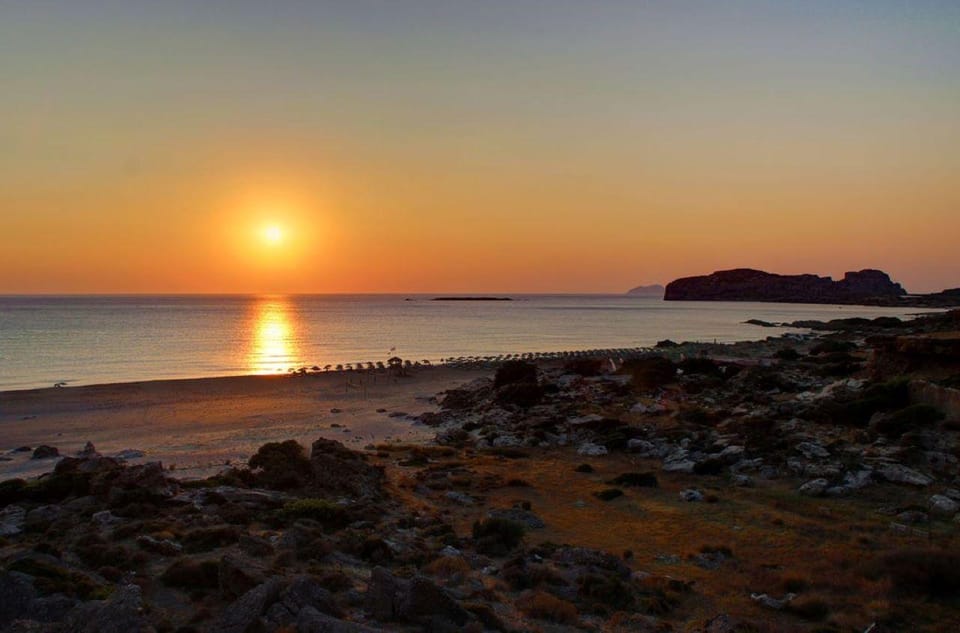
[1, 2, 958, 294]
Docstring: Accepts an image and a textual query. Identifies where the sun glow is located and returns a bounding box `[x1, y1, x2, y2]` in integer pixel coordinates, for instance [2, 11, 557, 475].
[248, 297, 300, 373]
[263, 225, 283, 245]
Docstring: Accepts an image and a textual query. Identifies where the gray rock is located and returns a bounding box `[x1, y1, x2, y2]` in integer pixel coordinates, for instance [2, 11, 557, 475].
[750, 592, 796, 610]
[24, 505, 65, 531]
[798, 478, 829, 497]
[62, 584, 150, 633]
[210, 578, 284, 633]
[77, 442, 100, 459]
[0, 505, 26, 537]
[680, 489, 704, 502]
[488, 508, 546, 529]
[444, 491, 474, 506]
[576, 442, 608, 456]
[297, 606, 383, 633]
[364, 567, 469, 625]
[136, 535, 181, 556]
[220, 553, 268, 600]
[0, 571, 37, 627]
[281, 575, 339, 617]
[796, 442, 830, 460]
[28, 594, 78, 622]
[928, 494, 960, 517]
[91, 510, 123, 529]
[731, 474, 754, 488]
[878, 464, 933, 487]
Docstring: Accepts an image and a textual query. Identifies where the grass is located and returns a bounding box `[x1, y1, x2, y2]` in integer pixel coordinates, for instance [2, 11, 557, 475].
[516, 590, 579, 624]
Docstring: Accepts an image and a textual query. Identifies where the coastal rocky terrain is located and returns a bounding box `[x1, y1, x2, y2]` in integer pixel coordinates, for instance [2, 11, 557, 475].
[2, 311, 960, 631]
[664, 269, 960, 308]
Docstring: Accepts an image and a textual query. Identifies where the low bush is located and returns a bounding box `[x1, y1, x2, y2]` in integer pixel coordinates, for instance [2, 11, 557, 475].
[248, 440, 312, 489]
[593, 488, 624, 501]
[869, 549, 960, 599]
[620, 356, 676, 392]
[160, 558, 220, 593]
[494, 360, 538, 388]
[276, 498, 347, 529]
[873, 404, 944, 436]
[472, 518, 525, 556]
[608, 472, 658, 488]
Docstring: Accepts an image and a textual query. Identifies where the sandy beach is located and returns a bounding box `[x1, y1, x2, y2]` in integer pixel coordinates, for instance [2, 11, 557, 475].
[0, 366, 488, 481]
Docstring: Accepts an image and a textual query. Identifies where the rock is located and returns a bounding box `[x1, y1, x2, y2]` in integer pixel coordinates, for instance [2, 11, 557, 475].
[878, 464, 933, 487]
[731, 474, 754, 487]
[24, 505, 64, 531]
[364, 567, 469, 625]
[576, 442, 608, 456]
[309, 438, 384, 499]
[488, 508, 546, 529]
[680, 489, 704, 502]
[220, 553, 268, 599]
[928, 494, 960, 517]
[750, 592, 797, 610]
[62, 584, 151, 633]
[0, 571, 37, 627]
[798, 479, 829, 497]
[77, 442, 100, 458]
[281, 575, 339, 616]
[0, 504, 27, 538]
[112, 449, 146, 461]
[444, 491, 474, 506]
[91, 510, 123, 529]
[796, 441, 830, 460]
[12, 446, 32, 453]
[31, 445, 59, 459]
[297, 606, 382, 633]
[662, 453, 696, 473]
[210, 578, 284, 633]
[239, 534, 275, 557]
[136, 535, 182, 556]
[664, 268, 905, 304]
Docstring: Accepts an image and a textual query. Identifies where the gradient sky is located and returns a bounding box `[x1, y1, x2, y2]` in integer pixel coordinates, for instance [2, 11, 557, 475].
[1, 1, 958, 294]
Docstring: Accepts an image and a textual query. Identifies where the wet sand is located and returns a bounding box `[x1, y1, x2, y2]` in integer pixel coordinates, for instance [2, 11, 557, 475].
[0, 367, 489, 481]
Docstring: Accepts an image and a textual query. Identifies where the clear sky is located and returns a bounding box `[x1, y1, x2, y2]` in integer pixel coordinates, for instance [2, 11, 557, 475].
[1, 1, 958, 293]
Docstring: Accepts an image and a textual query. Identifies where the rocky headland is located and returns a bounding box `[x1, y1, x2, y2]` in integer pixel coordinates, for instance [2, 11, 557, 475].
[664, 268, 960, 307]
[2, 311, 960, 631]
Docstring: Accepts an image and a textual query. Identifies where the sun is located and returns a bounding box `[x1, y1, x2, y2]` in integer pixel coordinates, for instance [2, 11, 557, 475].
[263, 225, 283, 245]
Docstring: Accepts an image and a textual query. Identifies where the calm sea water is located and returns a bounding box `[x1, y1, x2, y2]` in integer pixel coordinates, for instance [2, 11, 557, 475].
[0, 295, 930, 391]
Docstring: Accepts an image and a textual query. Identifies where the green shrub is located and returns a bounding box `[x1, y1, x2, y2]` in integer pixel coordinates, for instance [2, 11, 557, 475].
[277, 498, 347, 529]
[874, 404, 944, 436]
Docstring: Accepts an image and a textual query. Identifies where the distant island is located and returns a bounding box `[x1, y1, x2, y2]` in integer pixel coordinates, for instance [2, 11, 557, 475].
[431, 297, 513, 301]
[625, 284, 664, 297]
[664, 268, 960, 307]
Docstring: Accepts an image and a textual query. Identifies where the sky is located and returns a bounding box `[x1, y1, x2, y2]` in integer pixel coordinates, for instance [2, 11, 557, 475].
[1, 1, 958, 294]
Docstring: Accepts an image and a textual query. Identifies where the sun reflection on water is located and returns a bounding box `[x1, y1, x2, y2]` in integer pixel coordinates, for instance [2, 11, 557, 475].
[248, 297, 300, 374]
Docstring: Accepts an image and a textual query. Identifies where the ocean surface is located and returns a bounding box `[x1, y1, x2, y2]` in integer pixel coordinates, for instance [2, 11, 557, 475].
[0, 295, 932, 391]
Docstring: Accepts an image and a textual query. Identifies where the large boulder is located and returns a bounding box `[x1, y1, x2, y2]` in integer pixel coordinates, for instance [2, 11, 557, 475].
[210, 578, 284, 633]
[61, 584, 151, 633]
[309, 439, 384, 500]
[364, 567, 470, 626]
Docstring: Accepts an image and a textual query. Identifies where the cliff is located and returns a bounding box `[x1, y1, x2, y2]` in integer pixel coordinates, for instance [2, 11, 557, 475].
[664, 268, 907, 304]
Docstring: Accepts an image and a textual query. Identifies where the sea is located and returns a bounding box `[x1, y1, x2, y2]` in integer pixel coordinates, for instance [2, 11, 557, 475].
[0, 294, 933, 391]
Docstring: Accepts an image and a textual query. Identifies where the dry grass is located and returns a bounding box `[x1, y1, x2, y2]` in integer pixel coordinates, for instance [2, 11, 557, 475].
[423, 555, 471, 578]
[396, 446, 960, 629]
[516, 590, 579, 624]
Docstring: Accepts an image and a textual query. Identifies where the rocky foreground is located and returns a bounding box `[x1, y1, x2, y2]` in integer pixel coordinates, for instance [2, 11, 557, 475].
[2, 312, 960, 632]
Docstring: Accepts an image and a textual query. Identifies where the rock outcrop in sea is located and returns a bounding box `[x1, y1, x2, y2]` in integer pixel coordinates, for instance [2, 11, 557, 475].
[664, 268, 907, 304]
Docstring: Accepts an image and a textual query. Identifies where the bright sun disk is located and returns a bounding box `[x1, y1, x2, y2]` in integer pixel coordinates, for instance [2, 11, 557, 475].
[264, 225, 283, 244]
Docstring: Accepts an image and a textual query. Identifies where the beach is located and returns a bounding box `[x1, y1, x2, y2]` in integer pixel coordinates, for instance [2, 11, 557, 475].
[0, 366, 488, 481]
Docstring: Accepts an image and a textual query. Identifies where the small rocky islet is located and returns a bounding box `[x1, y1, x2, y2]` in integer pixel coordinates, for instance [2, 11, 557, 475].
[2, 311, 960, 632]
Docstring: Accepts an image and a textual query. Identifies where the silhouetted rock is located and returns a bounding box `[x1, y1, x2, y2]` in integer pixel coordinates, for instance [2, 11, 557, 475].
[31, 445, 59, 459]
[664, 268, 907, 305]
